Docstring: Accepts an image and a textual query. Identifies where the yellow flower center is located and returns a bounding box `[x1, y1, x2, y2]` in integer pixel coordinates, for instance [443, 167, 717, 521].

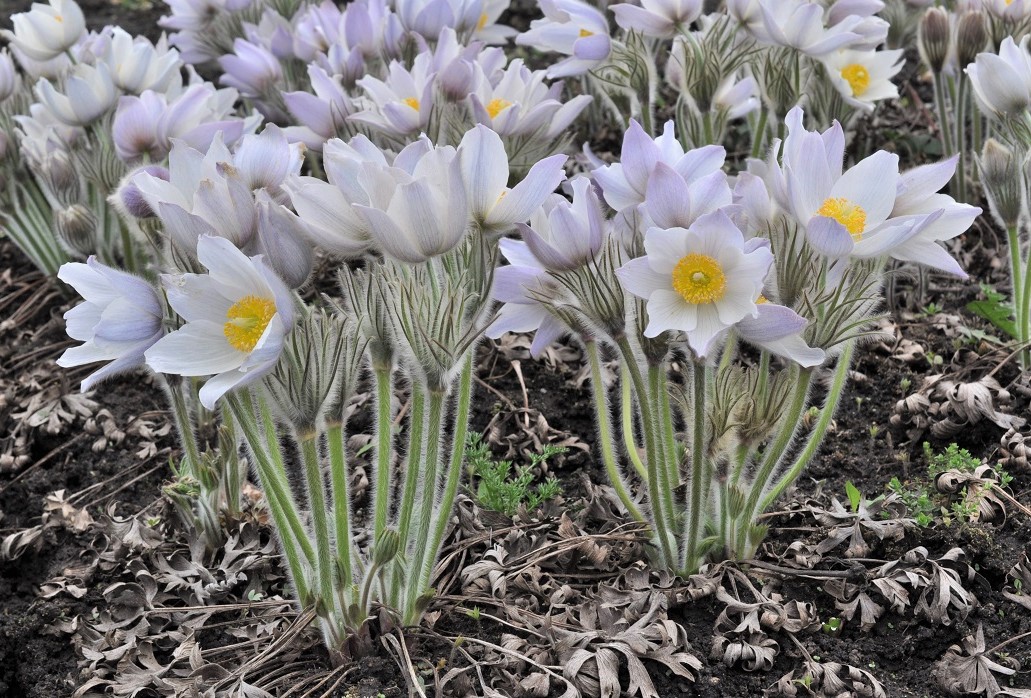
[816, 197, 867, 240]
[486, 98, 512, 119]
[224, 295, 276, 353]
[756, 294, 768, 304]
[841, 63, 870, 97]
[671, 253, 727, 305]
[403, 97, 420, 111]
[579, 28, 594, 37]
[477, 12, 489, 30]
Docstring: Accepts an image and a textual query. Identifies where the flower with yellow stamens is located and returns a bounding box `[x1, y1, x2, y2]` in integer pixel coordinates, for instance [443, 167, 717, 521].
[822, 48, 904, 111]
[616, 210, 773, 358]
[145, 236, 295, 409]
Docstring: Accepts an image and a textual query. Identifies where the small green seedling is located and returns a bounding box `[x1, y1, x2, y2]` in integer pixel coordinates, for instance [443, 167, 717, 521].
[466, 433, 564, 516]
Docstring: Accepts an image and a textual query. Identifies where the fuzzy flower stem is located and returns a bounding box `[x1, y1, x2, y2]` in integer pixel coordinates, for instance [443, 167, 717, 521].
[586, 341, 644, 522]
[166, 376, 202, 479]
[403, 388, 446, 624]
[658, 366, 681, 490]
[616, 335, 676, 566]
[390, 384, 425, 609]
[372, 365, 394, 539]
[1020, 238, 1031, 371]
[682, 359, 708, 574]
[227, 392, 311, 601]
[751, 109, 769, 160]
[327, 420, 355, 603]
[421, 354, 475, 593]
[955, 73, 969, 202]
[219, 407, 241, 517]
[760, 342, 854, 514]
[1007, 225, 1024, 349]
[620, 364, 648, 480]
[648, 363, 678, 528]
[933, 72, 955, 157]
[298, 431, 337, 624]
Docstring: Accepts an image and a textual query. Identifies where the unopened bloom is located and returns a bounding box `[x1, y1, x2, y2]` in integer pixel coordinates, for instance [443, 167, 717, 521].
[219, 38, 283, 100]
[516, 0, 611, 78]
[611, 0, 703, 38]
[0, 50, 19, 102]
[459, 124, 567, 232]
[1, 0, 86, 62]
[145, 235, 296, 409]
[103, 27, 181, 94]
[518, 177, 606, 272]
[592, 119, 726, 214]
[822, 48, 903, 110]
[616, 211, 773, 357]
[35, 62, 117, 126]
[57, 257, 163, 391]
[966, 36, 1031, 120]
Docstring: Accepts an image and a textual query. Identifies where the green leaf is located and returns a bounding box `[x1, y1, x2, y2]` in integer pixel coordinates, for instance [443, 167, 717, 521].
[845, 481, 862, 512]
[966, 285, 1018, 339]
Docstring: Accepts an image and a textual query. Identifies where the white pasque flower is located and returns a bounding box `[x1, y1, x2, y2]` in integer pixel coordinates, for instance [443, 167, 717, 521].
[822, 47, 904, 111]
[757, 0, 862, 56]
[516, 0, 611, 79]
[966, 36, 1031, 121]
[1, 0, 86, 62]
[57, 257, 164, 391]
[611, 0, 703, 39]
[35, 61, 118, 127]
[145, 235, 295, 409]
[616, 210, 773, 357]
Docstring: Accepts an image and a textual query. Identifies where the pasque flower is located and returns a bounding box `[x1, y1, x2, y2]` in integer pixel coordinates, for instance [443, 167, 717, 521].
[35, 62, 118, 127]
[822, 48, 904, 111]
[1, 0, 86, 62]
[966, 36, 1031, 121]
[458, 124, 567, 232]
[145, 235, 296, 409]
[616, 210, 773, 357]
[757, 0, 862, 56]
[611, 0, 703, 39]
[516, 0, 611, 78]
[57, 257, 164, 391]
[102, 27, 182, 94]
[0, 50, 21, 102]
[517, 177, 606, 272]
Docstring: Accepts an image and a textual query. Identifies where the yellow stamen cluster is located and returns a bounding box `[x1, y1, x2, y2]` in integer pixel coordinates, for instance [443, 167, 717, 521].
[578, 28, 594, 37]
[816, 197, 867, 240]
[671, 253, 727, 305]
[224, 295, 276, 353]
[841, 63, 871, 97]
[403, 97, 420, 111]
[477, 12, 489, 30]
[486, 98, 513, 119]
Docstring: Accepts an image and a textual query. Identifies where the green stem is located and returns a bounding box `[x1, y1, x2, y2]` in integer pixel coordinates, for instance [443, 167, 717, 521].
[616, 336, 676, 566]
[1020, 237, 1031, 371]
[587, 341, 644, 522]
[391, 384, 425, 610]
[702, 110, 715, 145]
[657, 367, 681, 489]
[298, 433, 336, 622]
[421, 354, 475, 592]
[933, 72, 955, 157]
[955, 74, 968, 202]
[327, 421, 355, 600]
[682, 360, 708, 574]
[166, 378, 201, 478]
[759, 343, 854, 513]
[751, 109, 769, 159]
[620, 364, 648, 480]
[227, 393, 310, 602]
[403, 389, 445, 624]
[372, 366, 394, 539]
[647, 363, 678, 522]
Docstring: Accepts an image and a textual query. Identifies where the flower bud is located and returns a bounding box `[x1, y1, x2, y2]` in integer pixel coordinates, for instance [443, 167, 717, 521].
[0, 130, 8, 161]
[253, 192, 314, 289]
[113, 165, 168, 219]
[955, 12, 987, 69]
[919, 7, 951, 74]
[979, 138, 1024, 229]
[0, 50, 18, 102]
[372, 529, 400, 566]
[43, 149, 81, 204]
[56, 204, 96, 257]
[438, 59, 475, 102]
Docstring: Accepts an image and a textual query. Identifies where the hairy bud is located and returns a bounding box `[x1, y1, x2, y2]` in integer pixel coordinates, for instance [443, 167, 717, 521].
[955, 12, 987, 69]
[979, 138, 1024, 229]
[919, 7, 951, 74]
[56, 204, 97, 257]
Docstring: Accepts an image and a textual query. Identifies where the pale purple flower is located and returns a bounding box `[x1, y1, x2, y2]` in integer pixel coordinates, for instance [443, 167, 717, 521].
[145, 235, 295, 409]
[35, 61, 117, 126]
[219, 38, 283, 101]
[732, 303, 825, 367]
[516, 0, 611, 78]
[592, 119, 727, 213]
[518, 177, 605, 272]
[102, 27, 182, 95]
[283, 65, 354, 150]
[611, 0, 703, 39]
[350, 54, 436, 137]
[757, 0, 863, 56]
[57, 257, 164, 391]
[0, 50, 21, 103]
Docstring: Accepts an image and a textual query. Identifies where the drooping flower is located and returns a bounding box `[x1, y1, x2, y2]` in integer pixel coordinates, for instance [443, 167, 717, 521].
[145, 235, 296, 409]
[56, 257, 164, 391]
[1, 0, 86, 62]
[616, 210, 773, 357]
